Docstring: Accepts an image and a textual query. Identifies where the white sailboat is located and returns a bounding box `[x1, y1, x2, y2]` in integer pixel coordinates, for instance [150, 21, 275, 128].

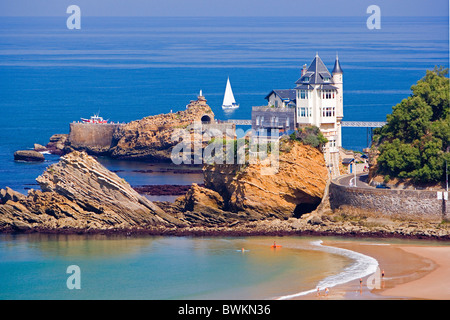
[222, 77, 239, 109]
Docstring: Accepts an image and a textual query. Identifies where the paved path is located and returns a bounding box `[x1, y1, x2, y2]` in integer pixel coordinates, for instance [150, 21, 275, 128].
[334, 172, 373, 188]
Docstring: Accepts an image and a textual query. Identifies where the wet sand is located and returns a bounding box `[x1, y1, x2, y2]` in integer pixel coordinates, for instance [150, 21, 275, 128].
[380, 246, 450, 300]
[294, 239, 450, 300]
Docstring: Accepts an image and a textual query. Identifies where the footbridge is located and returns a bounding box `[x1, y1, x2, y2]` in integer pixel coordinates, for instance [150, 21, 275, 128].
[341, 121, 386, 128]
[225, 119, 387, 128]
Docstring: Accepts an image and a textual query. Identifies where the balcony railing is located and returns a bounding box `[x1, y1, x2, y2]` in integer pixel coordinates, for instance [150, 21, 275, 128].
[252, 106, 295, 112]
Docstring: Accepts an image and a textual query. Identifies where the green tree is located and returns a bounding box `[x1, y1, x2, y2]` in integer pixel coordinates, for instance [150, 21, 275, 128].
[375, 66, 449, 184]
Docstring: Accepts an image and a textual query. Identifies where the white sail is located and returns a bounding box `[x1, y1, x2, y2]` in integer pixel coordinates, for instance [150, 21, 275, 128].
[222, 77, 238, 108]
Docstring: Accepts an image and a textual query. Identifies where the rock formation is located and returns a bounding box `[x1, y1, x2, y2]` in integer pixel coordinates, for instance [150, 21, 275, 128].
[1, 149, 449, 239]
[14, 150, 45, 162]
[109, 98, 215, 161]
[0, 151, 186, 232]
[45, 134, 69, 155]
[38, 96, 235, 163]
[161, 183, 251, 226]
[201, 140, 328, 219]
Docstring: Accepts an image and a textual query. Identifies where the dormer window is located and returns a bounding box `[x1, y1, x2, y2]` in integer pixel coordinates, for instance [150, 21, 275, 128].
[323, 77, 330, 82]
[302, 77, 310, 83]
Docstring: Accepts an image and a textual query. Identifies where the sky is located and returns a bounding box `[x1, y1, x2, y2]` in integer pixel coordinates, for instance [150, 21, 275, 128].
[0, 0, 448, 17]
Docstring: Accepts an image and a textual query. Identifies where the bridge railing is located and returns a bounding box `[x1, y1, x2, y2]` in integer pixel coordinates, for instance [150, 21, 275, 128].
[341, 121, 386, 128]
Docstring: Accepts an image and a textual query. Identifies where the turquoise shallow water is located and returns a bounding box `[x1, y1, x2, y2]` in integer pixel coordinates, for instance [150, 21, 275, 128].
[0, 234, 364, 300]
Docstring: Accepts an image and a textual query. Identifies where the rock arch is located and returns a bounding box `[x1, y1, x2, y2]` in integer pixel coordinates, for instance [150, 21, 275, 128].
[201, 114, 212, 124]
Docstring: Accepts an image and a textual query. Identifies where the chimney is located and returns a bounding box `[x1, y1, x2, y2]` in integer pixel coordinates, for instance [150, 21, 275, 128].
[301, 64, 307, 76]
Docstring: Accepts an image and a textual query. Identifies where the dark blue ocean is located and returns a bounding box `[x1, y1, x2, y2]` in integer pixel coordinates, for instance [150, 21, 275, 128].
[0, 16, 448, 192]
[0, 16, 448, 300]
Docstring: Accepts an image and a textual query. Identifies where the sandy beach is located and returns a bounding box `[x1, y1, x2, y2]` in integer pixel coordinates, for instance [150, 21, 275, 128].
[295, 239, 450, 300]
[380, 245, 450, 300]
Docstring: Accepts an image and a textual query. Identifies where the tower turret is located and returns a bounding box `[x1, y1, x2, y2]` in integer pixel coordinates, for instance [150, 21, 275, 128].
[332, 54, 343, 75]
[332, 54, 343, 147]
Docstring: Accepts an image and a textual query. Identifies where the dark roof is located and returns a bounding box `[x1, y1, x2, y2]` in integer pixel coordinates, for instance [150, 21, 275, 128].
[265, 89, 296, 101]
[294, 84, 314, 90]
[319, 84, 338, 90]
[342, 158, 354, 165]
[295, 54, 333, 85]
[332, 56, 343, 74]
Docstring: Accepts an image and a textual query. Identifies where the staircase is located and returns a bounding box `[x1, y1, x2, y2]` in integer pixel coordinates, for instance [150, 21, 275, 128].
[324, 147, 341, 179]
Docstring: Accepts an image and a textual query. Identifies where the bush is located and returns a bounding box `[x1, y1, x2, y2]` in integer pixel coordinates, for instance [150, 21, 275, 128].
[289, 125, 328, 148]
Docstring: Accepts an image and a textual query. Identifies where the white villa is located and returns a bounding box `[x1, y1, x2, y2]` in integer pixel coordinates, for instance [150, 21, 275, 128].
[252, 53, 344, 152]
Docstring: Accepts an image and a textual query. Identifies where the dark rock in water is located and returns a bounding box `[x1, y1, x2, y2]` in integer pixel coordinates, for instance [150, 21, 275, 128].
[14, 150, 45, 162]
[133, 184, 204, 196]
[46, 134, 68, 155]
[33, 144, 47, 152]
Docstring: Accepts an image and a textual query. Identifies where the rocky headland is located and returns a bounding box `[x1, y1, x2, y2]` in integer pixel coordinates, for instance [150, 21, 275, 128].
[1, 147, 449, 239]
[5, 95, 449, 240]
[182, 140, 328, 220]
[1, 151, 186, 232]
[40, 96, 219, 162]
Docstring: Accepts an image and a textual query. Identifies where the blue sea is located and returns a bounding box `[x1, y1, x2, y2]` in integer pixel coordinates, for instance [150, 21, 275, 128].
[0, 16, 448, 299]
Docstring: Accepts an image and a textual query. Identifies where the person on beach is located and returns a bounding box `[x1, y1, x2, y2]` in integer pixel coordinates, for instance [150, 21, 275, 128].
[325, 288, 329, 296]
[359, 278, 363, 294]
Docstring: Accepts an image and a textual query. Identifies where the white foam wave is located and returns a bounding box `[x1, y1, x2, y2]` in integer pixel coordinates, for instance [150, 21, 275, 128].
[277, 240, 379, 300]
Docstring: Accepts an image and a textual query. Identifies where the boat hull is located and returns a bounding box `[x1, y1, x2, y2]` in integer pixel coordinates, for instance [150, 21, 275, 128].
[222, 104, 239, 109]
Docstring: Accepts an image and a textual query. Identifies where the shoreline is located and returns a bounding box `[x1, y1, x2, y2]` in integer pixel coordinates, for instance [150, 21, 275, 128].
[1, 225, 450, 241]
[293, 239, 450, 300]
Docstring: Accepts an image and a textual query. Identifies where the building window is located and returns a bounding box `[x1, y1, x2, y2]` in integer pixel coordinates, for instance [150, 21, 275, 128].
[322, 107, 335, 117]
[302, 77, 310, 83]
[328, 139, 336, 149]
[300, 107, 307, 117]
[286, 117, 289, 127]
[256, 116, 260, 126]
[275, 100, 279, 108]
[322, 90, 335, 99]
[300, 90, 308, 99]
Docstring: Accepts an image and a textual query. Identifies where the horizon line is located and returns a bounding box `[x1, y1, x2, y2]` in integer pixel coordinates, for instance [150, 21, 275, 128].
[0, 14, 448, 18]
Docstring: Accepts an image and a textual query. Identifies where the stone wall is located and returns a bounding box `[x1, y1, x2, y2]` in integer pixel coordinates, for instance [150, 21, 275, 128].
[69, 122, 123, 154]
[329, 176, 450, 221]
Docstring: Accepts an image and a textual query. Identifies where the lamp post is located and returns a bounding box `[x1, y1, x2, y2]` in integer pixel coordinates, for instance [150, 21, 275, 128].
[446, 160, 448, 192]
[349, 159, 357, 187]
